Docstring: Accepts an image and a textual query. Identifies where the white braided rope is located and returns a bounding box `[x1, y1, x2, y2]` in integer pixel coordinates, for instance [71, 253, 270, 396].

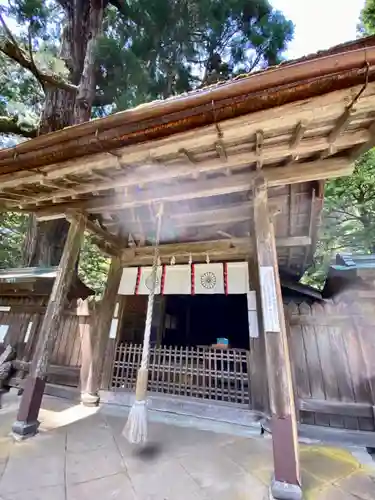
[140, 206, 163, 370]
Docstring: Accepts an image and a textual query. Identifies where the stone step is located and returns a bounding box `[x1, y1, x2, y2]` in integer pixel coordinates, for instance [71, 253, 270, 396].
[100, 389, 267, 433]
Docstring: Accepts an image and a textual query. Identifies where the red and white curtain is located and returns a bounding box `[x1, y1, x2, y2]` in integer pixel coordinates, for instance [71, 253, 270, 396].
[118, 261, 250, 295]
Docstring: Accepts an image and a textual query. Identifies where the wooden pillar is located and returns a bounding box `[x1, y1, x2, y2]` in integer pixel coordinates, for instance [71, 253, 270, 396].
[78, 299, 97, 401]
[251, 178, 301, 500]
[12, 214, 85, 439]
[100, 295, 126, 390]
[247, 265, 269, 413]
[80, 255, 122, 406]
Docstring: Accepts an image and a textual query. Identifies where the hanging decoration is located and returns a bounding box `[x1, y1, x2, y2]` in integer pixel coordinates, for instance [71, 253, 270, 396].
[118, 261, 250, 295]
[136, 266, 163, 295]
[193, 263, 224, 294]
[163, 264, 192, 295]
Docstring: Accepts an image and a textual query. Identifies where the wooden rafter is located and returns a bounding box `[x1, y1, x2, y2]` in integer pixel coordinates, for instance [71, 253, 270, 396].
[1, 81, 375, 197]
[27, 158, 351, 218]
[290, 121, 308, 149]
[1, 128, 366, 203]
[171, 199, 283, 228]
[328, 107, 354, 143]
[255, 130, 264, 170]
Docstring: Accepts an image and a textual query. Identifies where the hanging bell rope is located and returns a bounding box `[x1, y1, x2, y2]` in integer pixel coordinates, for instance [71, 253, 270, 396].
[122, 203, 163, 444]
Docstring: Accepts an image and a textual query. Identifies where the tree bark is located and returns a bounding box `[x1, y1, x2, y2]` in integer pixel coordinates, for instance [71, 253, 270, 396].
[23, 0, 106, 267]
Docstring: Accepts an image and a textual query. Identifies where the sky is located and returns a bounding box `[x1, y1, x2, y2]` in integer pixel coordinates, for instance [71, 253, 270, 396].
[272, 0, 366, 59]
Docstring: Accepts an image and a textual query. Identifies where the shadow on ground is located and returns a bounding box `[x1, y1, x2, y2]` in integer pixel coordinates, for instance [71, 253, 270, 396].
[0, 393, 374, 499]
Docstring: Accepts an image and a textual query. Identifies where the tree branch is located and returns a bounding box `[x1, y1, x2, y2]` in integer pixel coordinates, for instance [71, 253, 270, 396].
[27, 22, 44, 90]
[0, 115, 37, 138]
[0, 13, 77, 92]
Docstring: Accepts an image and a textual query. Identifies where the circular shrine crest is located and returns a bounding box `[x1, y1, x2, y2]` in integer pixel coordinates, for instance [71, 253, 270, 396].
[145, 274, 159, 291]
[200, 271, 217, 290]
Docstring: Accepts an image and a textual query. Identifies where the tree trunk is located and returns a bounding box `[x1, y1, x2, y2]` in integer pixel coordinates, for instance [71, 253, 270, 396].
[23, 0, 105, 267]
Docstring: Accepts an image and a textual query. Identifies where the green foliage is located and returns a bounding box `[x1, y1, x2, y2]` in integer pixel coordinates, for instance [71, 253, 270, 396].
[96, 0, 293, 108]
[0, 0, 294, 294]
[303, 151, 375, 288]
[359, 0, 375, 35]
[0, 212, 28, 268]
[78, 234, 110, 298]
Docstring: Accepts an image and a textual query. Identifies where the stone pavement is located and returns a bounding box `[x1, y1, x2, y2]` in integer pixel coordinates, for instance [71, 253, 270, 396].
[0, 393, 374, 500]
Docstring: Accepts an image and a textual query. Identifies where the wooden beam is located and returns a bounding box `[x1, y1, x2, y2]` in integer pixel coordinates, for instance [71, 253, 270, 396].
[290, 121, 307, 149]
[90, 235, 120, 257]
[12, 214, 85, 439]
[255, 130, 264, 155]
[251, 177, 301, 495]
[66, 211, 123, 249]
[255, 130, 264, 170]
[41, 179, 78, 197]
[2, 80, 373, 190]
[178, 147, 197, 163]
[171, 199, 284, 228]
[328, 107, 354, 143]
[121, 235, 311, 265]
[30, 158, 352, 218]
[5, 130, 364, 204]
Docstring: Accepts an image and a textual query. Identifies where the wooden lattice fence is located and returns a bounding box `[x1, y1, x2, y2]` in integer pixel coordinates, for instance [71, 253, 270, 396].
[111, 344, 251, 406]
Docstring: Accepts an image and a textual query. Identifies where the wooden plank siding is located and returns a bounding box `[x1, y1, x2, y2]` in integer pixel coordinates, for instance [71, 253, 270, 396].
[286, 297, 375, 432]
[0, 296, 90, 387]
[1, 293, 375, 434]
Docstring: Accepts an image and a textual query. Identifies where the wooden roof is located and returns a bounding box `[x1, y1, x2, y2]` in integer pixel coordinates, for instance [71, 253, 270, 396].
[0, 267, 94, 299]
[2, 36, 375, 275]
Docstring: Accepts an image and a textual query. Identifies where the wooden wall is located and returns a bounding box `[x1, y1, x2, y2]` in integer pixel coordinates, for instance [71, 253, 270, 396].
[2, 291, 375, 435]
[0, 296, 92, 387]
[286, 294, 375, 431]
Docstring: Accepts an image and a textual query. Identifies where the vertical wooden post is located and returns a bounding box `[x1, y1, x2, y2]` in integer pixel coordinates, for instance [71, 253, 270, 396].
[100, 295, 126, 391]
[78, 299, 97, 400]
[80, 255, 122, 406]
[12, 214, 85, 439]
[251, 178, 301, 500]
[247, 263, 269, 413]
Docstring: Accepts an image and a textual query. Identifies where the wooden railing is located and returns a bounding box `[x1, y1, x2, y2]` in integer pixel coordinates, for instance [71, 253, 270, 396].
[111, 344, 251, 406]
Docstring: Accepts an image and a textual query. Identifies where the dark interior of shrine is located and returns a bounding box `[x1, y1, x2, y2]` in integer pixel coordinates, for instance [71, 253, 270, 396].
[163, 295, 249, 350]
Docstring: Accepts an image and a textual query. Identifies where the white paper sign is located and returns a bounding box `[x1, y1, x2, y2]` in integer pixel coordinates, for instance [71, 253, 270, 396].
[137, 266, 162, 295]
[226, 262, 250, 294]
[259, 266, 280, 332]
[164, 265, 191, 295]
[247, 291, 257, 311]
[109, 318, 119, 339]
[194, 263, 224, 294]
[248, 310, 259, 338]
[118, 268, 138, 295]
